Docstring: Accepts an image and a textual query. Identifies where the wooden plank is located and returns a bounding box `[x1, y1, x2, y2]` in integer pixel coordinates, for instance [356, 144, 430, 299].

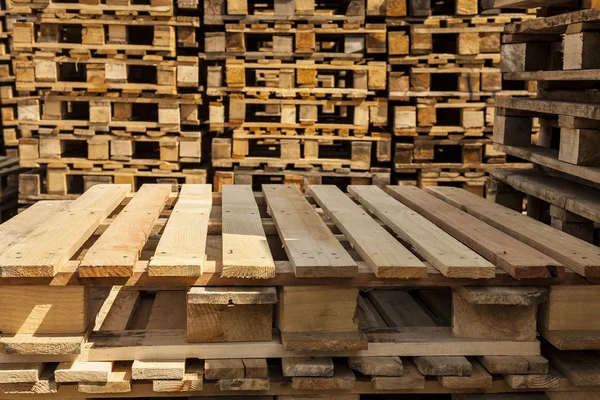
[78, 362, 131, 394]
[505, 69, 600, 82]
[504, 372, 560, 389]
[281, 331, 369, 353]
[152, 360, 203, 392]
[544, 347, 600, 386]
[494, 144, 600, 188]
[0, 201, 70, 252]
[439, 360, 492, 389]
[347, 356, 403, 377]
[497, 97, 600, 121]
[373, 359, 425, 390]
[414, 356, 472, 376]
[0, 185, 129, 277]
[0, 286, 88, 335]
[489, 168, 600, 223]
[309, 185, 426, 278]
[505, 8, 600, 34]
[148, 184, 212, 276]
[539, 323, 600, 351]
[427, 185, 599, 277]
[79, 184, 171, 277]
[205, 359, 245, 380]
[291, 363, 355, 390]
[0, 366, 57, 394]
[83, 327, 541, 362]
[539, 286, 600, 330]
[0, 363, 44, 383]
[217, 376, 270, 391]
[131, 360, 185, 380]
[386, 186, 560, 279]
[282, 357, 334, 377]
[263, 184, 357, 277]
[55, 361, 113, 383]
[349, 185, 495, 279]
[477, 356, 548, 374]
[243, 359, 268, 378]
[222, 185, 275, 279]
[0, 334, 83, 356]
[455, 286, 548, 306]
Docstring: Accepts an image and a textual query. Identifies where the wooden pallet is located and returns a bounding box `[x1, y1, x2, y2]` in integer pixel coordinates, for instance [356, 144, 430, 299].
[213, 167, 391, 191]
[369, 0, 537, 18]
[7, 0, 177, 16]
[14, 55, 200, 94]
[209, 97, 388, 134]
[206, 59, 387, 97]
[11, 92, 202, 135]
[204, 23, 386, 60]
[12, 18, 199, 58]
[5, 183, 598, 282]
[393, 136, 532, 170]
[496, 8, 600, 190]
[213, 133, 391, 170]
[202, 0, 366, 25]
[489, 168, 599, 244]
[19, 131, 208, 167]
[17, 166, 208, 200]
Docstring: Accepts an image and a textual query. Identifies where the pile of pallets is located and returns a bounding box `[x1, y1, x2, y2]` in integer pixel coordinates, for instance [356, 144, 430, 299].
[9, 0, 208, 205]
[490, 1, 600, 244]
[380, 0, 537, 194]
[204, 0, 393, 188]
[0, 182, 599, 399]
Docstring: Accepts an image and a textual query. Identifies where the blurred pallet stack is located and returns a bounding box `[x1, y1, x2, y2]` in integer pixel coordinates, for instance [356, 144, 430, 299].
[204, 0, 392, 191]
[9, 0, 208, 207]
[373, 0, 536, 196]
[0, 0, 23, 221]
[490, 1, 600, 244]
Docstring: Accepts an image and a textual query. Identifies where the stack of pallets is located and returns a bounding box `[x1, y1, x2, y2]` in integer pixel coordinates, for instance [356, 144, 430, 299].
[9, 0, 208, 206]
[205, 0, 393, 190]
[490, 1, 600, 244]
[380, 0, 536, 195]
[0, 182, 598, 400]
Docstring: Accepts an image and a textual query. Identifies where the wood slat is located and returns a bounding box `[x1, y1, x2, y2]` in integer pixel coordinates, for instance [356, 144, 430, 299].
[427, 186, 600, 277]
[0, 185, 129, 277]
[148, 184, 212, 277]
[309, 185, 426, 279]
[348, 185, 495, 279]
[79, 184, 171, 278]
[386, 186, 561, 279]
[222, 185, 275, 279]
[263, 184, 357, 277]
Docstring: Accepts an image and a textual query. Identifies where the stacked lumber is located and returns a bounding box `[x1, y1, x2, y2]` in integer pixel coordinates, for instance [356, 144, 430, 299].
[0, 183, 599, 398]
[0, 0, 17, 160]
[491, 1, 600, 244]
[9, 0, 208, 206]
[205, 0, 393, 189]
[376, 0, 536, 195]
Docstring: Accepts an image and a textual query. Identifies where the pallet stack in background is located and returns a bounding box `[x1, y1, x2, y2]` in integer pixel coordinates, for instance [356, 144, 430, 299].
[380, 0, 536, 196]
[0, 0, 22, 222]
[489, 0, 600, 245]
[9, 0, 209, 207]
[205, 1, 392, 191]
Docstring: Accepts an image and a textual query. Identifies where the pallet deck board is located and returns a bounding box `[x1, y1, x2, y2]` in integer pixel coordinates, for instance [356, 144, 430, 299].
[148, 185, 212, 277]
[221, 185, 276, 279]
[386, 185, 562, 279]
[78, 184, 171, 278]
[263, 184, 358, 278]
[349, 185, 495, 279]
[0, 184, 129, 277]
[309, 185, 426, 279]
[426, 186, 600, 277]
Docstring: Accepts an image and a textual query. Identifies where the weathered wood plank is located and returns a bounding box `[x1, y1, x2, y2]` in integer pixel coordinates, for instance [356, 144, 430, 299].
[148, 184, 212, 277]
[310, 185, 426, 278]
[349, 185, 495, 279]
[263, 184, 357, 277]
[386, 186, 560, 279]
[222, 185, 275, 279]
[79, 184, 171, 277]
